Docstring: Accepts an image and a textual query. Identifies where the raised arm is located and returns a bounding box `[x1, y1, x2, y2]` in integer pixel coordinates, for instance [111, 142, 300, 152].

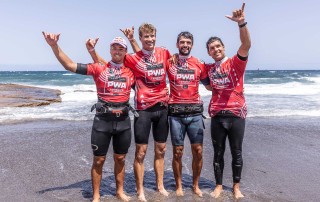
[86, 38, 108, 65]
[225, 3, 251, 57]
[42, 32, 77, 72]
[120, 26, 141, 53]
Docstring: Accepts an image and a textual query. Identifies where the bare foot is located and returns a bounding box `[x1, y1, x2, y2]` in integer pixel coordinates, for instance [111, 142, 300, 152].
[137, 192, 147, 202]
[193, 186, 203, 197]
[210, 185, 223, 198]
[176, 187, 184, 196]
[92, 198, 100, 202]
[117, 192, 131, 201]
[233, 184, 244, 199]
[158, 187, 169, 196]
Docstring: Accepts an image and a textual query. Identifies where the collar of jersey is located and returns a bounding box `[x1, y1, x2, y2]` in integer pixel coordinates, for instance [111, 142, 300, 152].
[216, 56, 229, 65]
[142, 48, 155, 56]
[178, 54, 191, 60]
[110, 61, 123, 68]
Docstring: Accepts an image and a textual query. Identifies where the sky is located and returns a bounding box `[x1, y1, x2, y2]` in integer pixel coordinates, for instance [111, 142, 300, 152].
[0, 0, 320, 71]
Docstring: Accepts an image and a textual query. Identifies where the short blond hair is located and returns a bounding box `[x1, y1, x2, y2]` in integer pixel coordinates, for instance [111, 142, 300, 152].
[138, 23, 157, 37]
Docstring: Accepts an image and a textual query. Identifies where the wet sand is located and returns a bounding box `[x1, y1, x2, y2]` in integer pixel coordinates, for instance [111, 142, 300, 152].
[0, 117, 319, 202]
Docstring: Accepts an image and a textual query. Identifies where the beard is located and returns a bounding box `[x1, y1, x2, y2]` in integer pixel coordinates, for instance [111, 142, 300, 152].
[179, 48, 191, 56]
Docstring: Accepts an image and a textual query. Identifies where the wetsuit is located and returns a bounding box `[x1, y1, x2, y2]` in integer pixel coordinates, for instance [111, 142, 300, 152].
[206, 53, 248, 184]
[166, 55, 209, 146]
[124, 47, 170, 144]
[76, 62, 135, 156]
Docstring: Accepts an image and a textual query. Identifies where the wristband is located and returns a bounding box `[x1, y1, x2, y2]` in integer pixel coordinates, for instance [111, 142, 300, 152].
[88, 48, 95, 52]
[239, 22, 247, 28]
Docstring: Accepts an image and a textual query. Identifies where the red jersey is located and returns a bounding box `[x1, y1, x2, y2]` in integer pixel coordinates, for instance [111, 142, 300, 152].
[206, 55, 248, 118]
[124, 47, 171, 110]
[87, 62, 135, 103]
[167, 55, 208, 104]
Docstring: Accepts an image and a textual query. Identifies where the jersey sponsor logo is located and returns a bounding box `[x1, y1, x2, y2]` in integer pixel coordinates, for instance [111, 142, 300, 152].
[209, 66, 236, 89]
[147, 68, 165, 77]
[173, 68, 196, 88]
[176, 69, 195, 80]
[107, 77, 127, 89]
[212, 77, 230, 85]
[146, 64, 165, 77]
[143, 63, 165, 84]
[146, 63, 163, 70]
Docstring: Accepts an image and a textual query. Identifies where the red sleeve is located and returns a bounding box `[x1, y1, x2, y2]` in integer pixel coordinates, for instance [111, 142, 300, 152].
[86, 63, 99, 76]
[199, 61, 208, 80]
[124, 53, 136, 69]
[231, 54, 248, 76]
[166, 49, 171, 59]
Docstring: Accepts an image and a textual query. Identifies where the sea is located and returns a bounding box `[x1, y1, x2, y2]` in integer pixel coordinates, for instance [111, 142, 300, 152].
[0, 70, 320, 124]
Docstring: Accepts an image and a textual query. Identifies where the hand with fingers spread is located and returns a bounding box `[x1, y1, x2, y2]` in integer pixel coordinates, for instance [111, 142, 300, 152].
[225, 3, 246, 24]
[42, 32, 61, 47]
[42, 31, 77, 72]
[86, 38, 99, 52]
[120, 26, 141, 53]
[120, 26, 135, 41]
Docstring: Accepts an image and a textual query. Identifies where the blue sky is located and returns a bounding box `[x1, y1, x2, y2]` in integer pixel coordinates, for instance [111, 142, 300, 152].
[0, 0, 319, 70]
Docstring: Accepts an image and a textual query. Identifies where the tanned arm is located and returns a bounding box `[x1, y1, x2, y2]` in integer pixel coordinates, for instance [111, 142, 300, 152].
[86, 38, 108, 65]
[120, 26, 141, 53]
[42, 32, 77, 72]
[225, 3, 251, 57]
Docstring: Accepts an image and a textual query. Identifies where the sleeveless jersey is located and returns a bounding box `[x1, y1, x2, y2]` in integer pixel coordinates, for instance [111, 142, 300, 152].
[206, 55, 248, 118]
[124, 47, 171, 110]
[167, 55, 208, 104]
[86, 62, 135, 103]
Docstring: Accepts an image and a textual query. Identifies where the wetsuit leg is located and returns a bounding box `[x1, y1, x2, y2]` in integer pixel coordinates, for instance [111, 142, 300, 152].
[134, 110, 152, 144]
[228, 117, 245, 183]
[211, 117, 228, 185]
[91, 115, 114, 156]
[152, 107, 169, 143]
[112, 116, 132, 154]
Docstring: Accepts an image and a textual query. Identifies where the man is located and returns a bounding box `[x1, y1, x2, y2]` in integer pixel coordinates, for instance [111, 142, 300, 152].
[42, 33, 134, 202]
[87, 23, 170, 202]
[166, 31, 211, 197]
[205, 3, 251, 199]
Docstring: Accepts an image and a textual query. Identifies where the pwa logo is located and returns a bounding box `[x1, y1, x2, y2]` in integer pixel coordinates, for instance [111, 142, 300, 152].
[147, 69, 165, 77]
[176, 74, 194, 80]
[107, 81, 126, 88]
[214, 77, 230, 85]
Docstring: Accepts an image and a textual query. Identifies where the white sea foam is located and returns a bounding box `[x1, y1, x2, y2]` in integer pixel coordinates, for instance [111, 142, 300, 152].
[1, 71, 320, 123]
[244, 82, 320, 95]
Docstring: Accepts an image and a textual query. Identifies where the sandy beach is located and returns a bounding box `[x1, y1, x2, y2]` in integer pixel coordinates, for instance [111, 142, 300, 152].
[0, 117, 319, 202]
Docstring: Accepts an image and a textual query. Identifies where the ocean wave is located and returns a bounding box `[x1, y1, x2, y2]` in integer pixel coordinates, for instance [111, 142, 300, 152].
[244, 82, 320, 95]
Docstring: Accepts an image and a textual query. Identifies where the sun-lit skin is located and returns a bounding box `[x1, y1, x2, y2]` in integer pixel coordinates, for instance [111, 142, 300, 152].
[207, 40, 226, 62]
[177, 37, 193, 56]
[139, 31, 156, 51]
[110, 44, 127, 64]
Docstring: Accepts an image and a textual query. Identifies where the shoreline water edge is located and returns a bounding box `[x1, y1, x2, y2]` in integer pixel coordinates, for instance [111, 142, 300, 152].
[1, 70, 320, 124]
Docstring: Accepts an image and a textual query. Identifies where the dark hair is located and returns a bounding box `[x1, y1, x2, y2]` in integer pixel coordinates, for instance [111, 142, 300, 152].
[206, 36, 224, 51]
[177, 31, 193, 44]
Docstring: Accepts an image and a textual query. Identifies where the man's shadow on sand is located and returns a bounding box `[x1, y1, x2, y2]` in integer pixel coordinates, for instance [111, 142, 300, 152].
[37, 170, 228, 199]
